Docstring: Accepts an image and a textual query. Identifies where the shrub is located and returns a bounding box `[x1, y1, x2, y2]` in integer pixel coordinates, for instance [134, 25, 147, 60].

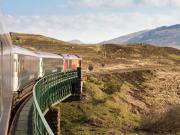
[140, 106, 180, 133]
[104, 80, 121, 94]
[88, 76, 102, 85]
[88, 64, 94, 71]
[101, 63, 105, 67]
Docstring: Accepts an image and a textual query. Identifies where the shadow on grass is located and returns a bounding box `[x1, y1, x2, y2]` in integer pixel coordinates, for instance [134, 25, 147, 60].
[139, 105, 180, 134]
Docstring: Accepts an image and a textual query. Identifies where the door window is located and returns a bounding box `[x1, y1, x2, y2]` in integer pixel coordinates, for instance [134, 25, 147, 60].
[0, 40, 3, 118]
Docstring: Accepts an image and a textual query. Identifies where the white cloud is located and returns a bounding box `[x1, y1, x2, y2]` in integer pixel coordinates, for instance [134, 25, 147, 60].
[5, 12, 180, 43]
[75, 0, 134, 7]
[67, 0, 180, 8]
[141, 0, 180, 7]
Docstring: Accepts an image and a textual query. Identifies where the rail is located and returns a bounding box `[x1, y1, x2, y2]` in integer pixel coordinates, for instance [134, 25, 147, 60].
[33, 69, 81, 135]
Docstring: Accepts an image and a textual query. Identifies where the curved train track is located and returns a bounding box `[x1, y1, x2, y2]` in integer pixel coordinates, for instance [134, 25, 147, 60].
[8, 81, 36, 135]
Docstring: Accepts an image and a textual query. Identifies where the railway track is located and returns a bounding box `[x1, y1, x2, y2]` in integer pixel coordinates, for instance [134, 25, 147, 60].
[8, 81, 36, 135]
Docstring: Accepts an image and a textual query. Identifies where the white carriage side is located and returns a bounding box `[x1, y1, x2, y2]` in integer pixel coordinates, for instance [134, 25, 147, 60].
[36, 51, 63, 77]
[0, 12, 13, 135]
[11, 46, 40, 92]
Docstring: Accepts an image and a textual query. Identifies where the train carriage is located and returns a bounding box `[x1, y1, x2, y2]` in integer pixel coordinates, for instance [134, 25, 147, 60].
[11, 46, 40, 92]
[61, 54, 82, 71]
[0, 13, 13, 135]
[36, 51, 63, 77]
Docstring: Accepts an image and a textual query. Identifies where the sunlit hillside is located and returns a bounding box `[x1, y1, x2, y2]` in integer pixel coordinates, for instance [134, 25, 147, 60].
[10, 32, 180, 135]
[11, 33, 180, 72]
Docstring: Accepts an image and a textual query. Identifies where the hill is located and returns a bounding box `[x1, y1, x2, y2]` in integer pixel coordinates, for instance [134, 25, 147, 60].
[102, 30, 147, 44]
[102, 24, 180, 49]
[10, 33, 180, 72]
[10, 32, 180, 135]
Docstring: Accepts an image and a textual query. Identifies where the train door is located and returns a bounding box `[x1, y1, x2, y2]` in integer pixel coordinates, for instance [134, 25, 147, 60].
[13, 54, 19, 91]
[63, 59, 69, 71]
[0, 40, 3, 121]
[39, 57, 43, 77]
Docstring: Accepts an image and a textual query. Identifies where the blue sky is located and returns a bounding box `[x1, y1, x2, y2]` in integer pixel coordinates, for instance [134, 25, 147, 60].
[1, 0, 180, 43]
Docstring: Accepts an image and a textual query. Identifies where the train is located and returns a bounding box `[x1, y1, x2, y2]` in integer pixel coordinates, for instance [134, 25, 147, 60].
[12, 46, 81, 94]
[0, 12, 13, 135]
[12, 46, 82, 110]
[0, 16, 82, 135]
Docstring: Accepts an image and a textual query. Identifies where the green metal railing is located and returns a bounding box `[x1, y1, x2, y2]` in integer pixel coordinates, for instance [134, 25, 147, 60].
[33, 70, 80, 135]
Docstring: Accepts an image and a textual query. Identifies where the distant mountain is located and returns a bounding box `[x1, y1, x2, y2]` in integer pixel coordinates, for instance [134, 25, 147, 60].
[102, 24, 180, 49]
[102, 30, 148, 44]
[69, 39, 84, 44]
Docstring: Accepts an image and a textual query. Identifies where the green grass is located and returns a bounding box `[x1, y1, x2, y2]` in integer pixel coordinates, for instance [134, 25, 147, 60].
[169, 54, 180, 60]
[60, 70, 153, 134]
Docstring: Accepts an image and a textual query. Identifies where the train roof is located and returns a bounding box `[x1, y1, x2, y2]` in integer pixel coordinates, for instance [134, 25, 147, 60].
[36, 51, 63, 59]
[11, 45, 38, 56]
[61, 54, 81, 60]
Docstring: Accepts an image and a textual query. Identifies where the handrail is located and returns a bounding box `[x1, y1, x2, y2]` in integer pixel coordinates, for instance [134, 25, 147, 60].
[33, 70, 80, 135]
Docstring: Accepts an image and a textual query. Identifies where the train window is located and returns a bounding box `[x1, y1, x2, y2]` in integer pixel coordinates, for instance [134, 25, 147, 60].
[14, 59, 18, 72]
[41, 59, 43, 68]
[21, 58, 24, 71]
[17, 59, 20, 73]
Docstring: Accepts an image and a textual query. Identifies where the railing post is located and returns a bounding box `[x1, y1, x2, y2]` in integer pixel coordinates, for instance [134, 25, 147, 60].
[72, 67, 82, 99]
[78, 67, 82, 96]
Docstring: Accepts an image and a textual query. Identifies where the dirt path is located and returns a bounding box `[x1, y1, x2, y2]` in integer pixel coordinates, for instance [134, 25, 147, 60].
[84, 65, 176, 75]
